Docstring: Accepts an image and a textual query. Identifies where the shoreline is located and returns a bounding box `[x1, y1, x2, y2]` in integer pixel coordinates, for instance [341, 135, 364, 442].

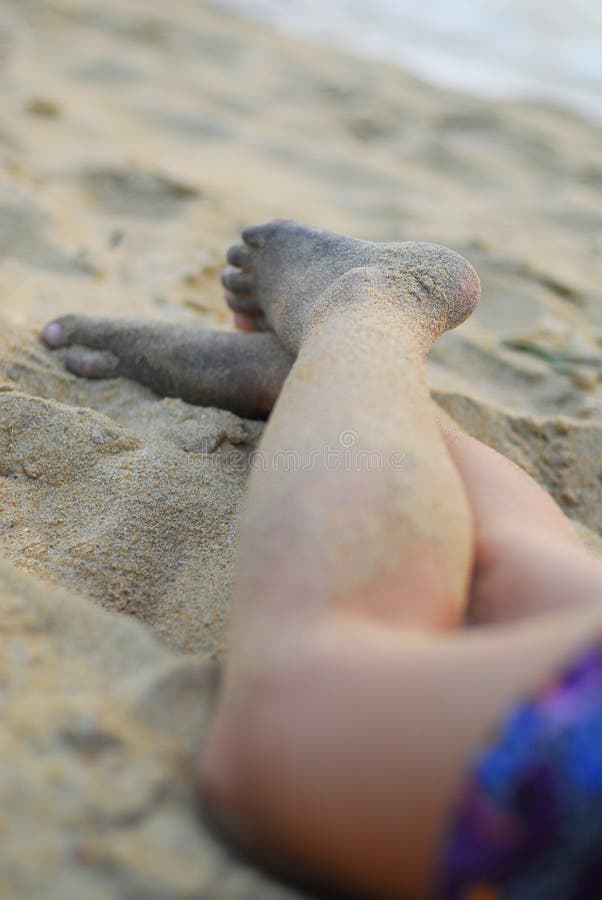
[208, 0, 602, 128]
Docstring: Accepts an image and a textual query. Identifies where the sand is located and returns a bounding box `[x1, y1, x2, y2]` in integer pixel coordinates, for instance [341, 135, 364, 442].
[0, 0, 601, 895]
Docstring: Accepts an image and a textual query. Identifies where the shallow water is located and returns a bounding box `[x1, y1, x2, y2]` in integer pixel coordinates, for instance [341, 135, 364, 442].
[209, 0, 602, 124]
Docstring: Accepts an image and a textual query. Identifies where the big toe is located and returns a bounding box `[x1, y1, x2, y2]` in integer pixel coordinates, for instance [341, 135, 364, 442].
[42, 314, 94, 349]
[42, 317, 72, 348]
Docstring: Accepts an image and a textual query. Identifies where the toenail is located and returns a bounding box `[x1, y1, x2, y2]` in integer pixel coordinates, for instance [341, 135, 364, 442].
[43, 321, 65, 348]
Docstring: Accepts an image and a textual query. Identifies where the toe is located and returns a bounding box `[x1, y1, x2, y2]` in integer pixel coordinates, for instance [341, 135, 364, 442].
[241, 223, 270, 249]
[240, 219, 291, 249]
[226, 244, 253, 269]
[42, 320, 67, 348]
[65, 347, 120, 379]
[224, 288, 260, 314]
[221, 266, 253, 294]
[242, 217, 296, 248]
[233, 312, 259, 332]
[42, 314, 107, 350]
[42, 314, 86, 348]
[232, 310, 268, 332]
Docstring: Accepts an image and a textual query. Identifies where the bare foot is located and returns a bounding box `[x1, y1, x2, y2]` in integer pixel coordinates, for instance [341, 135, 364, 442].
[222, 220, 480, 354]
[41, 315, 292, 419]
[41, 224, 479, 420]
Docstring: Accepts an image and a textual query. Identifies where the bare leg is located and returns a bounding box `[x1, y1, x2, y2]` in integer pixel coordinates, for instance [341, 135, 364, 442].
[223, 220, 602, 625]
[221, 222, 482, 636]
[42, 316, 292, 419]
[41, 304, 602, 625]
[200, 223, 602, 899]
[441, 425, 602, 623]
[204, 221, 478, 887]
[205, 608, 602, 900]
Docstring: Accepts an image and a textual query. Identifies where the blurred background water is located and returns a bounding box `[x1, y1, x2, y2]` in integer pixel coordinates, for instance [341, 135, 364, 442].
[209, 0, 602, 124]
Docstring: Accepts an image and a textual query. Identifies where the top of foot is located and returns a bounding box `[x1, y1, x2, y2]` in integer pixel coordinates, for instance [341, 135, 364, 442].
[221, 220, 480, 354]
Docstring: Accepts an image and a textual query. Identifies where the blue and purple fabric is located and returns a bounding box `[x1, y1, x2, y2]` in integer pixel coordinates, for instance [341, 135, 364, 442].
[436, 641, 602, 900]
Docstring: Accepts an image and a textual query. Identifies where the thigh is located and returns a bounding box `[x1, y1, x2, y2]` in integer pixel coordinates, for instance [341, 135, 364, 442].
[469, 524, 602, 624]
[202, 606, 602, 899]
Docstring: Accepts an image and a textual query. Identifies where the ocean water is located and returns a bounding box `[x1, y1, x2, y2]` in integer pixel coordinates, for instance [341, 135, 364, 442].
[209, 0, 602, 125]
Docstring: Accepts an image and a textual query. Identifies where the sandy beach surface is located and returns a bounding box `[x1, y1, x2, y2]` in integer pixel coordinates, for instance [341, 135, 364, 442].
[1, 0, 601, 896]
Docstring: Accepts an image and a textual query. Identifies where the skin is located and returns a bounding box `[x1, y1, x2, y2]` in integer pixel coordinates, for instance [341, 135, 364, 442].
[42, 316, 292, 419]
[43, 221, 602, 899]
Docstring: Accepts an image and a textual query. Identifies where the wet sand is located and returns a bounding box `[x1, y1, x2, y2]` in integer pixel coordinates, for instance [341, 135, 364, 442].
[1, 0, 602, 896]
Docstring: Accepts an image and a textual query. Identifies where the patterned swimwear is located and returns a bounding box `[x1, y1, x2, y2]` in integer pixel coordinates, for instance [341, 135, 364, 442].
[436, 641, 602, 900]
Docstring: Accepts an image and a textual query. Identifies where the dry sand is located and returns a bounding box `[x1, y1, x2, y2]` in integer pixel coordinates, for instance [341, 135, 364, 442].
[0, 0, 601, 896]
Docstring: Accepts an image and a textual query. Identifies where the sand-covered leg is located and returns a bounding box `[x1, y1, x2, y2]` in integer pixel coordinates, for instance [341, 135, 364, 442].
[222, 219, 479, 352]
[219, 220, 480, 632]
[203, 221, 486, 895]
[211, 220, 481, 684]
[42, 316, 292, 418]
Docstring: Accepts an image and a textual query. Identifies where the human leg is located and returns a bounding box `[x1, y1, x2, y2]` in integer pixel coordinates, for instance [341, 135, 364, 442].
[440, 423, 602, 623]
[41, 274, 602, 629]
[203, 221, 483, 895]
[202, 222, 602, 900]
[220, 222, 481, 639]
[42, 315, 292, 418]
[223, 227, 602, 625]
